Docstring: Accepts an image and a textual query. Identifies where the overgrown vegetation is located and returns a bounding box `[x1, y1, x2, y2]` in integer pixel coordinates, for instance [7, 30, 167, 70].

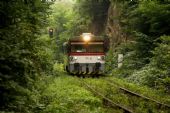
[0, 0, 170, 112]
[106, 0, 170, 93]
[83, 77, 170, 113]
[0, 0, 55, 112]
[39, 75, 105, 113]
[75, 0, 110, 35]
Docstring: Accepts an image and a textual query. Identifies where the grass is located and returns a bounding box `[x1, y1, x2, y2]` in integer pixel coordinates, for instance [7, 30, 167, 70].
[3, 72, 169, 113]
[106, 76, 170, 105]
[36, 74, 116, 113]
[81, 75, 170, 113]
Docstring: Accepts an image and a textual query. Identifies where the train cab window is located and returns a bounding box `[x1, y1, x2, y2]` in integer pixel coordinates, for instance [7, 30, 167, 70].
[71, 43, 104, 53]
[88, 44, 104, 52]
[71, 44, 86, 52]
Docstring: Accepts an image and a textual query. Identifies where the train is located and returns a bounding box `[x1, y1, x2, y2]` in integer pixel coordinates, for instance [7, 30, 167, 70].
[64, 33, 109, 75]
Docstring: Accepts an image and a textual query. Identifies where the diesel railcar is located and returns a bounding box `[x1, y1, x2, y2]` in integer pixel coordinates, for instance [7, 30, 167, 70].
[64, 33, 109, 75]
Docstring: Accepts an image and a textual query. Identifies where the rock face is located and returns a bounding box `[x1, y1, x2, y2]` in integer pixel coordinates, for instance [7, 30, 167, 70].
[86, 1, 128, 49]
[105, 2, 127, 50]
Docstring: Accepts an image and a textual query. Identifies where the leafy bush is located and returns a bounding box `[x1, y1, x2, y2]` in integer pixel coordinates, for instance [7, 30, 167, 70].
[105, 50, 117, 73]
[128, 36, 170, 93]
[53, 62, 64, 76]
[0, 1, 54, 112]
[109, 0, 170, 92]
[109, 42, 139, 77]
[36, 35, 56, 75]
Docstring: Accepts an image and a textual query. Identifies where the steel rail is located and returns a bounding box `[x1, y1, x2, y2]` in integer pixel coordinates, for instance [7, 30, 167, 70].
[80, 80, 134, 113]
[106, 79, 170, 109]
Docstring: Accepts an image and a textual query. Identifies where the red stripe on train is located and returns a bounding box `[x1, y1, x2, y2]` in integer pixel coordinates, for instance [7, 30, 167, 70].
[69, 52, 105, 56]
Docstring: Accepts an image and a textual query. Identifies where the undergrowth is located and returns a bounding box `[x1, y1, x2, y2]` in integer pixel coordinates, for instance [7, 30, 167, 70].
[83, 76, 170, 113]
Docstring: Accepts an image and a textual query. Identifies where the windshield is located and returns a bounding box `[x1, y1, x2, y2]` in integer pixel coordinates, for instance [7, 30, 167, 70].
[71, 44, 103, 52]
[71, 44, 86, 52]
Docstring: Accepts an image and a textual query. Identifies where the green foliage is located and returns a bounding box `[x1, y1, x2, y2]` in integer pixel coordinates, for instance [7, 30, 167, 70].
[108, 0, 170, 92]
[119, 0, 170, 63]
[0, 0, 55, 112]
[0, 0, 169, 112]
[107, 42, 138, 77]
[134, 32, 155, 65]
[75, 0, 110, 34]
[53, 62, 64, 76]
[36, 35, 56, 75]
[48, 1, 79, 63]
[121, 0, 170, 68]
[105, 50, 117, 73]
[84, 77, 170, 113]
[118, 0, 170, 65]
[39, 76, 103, 113]
[151, 36, 170, 70]
[133, 1, 170, 36]
[128, 36, 170, 92]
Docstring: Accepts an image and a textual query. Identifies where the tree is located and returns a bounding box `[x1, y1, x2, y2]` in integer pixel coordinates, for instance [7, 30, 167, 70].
[0, 0, 52, 112]
[75, 0, 110, 35]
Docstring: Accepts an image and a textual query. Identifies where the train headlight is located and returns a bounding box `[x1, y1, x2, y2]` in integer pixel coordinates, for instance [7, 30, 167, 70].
[70, 56, 77, 61]
[97, 56, 101, 60]
[97, 56, 105, 60]
[83, 35, 91, 42]
[74, 56, 77, 60]
[82, 33, 92, 42]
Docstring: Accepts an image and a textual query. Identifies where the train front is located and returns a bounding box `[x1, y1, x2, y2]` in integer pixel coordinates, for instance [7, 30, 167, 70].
[65, 33, 109, 75]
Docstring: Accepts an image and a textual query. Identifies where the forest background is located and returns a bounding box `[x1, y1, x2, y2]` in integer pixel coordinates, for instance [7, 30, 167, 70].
[0, 0, 169, 112]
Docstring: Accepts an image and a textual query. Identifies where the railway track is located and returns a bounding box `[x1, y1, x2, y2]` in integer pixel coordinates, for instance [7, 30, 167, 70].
[80, 79, 134, 113]
[80, 77, 170, 113]
[105, 79, 170, 109]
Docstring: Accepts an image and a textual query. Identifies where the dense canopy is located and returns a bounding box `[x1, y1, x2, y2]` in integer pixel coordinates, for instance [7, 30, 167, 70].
[0, 0, 170, 112]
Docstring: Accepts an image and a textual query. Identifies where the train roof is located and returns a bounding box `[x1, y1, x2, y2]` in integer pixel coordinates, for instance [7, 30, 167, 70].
[69, 36, 104, 42]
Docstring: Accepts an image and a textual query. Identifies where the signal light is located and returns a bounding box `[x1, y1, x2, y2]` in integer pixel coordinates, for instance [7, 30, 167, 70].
[49, 28, 53, 38]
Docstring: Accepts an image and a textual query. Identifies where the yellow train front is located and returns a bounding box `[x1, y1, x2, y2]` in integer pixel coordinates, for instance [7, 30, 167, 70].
[65, 33, 109, 75]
